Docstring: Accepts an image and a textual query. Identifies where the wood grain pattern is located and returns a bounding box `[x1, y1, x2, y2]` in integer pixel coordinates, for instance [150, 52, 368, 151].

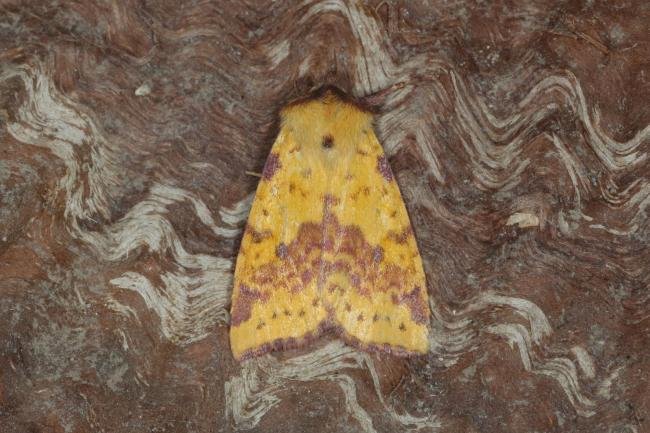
[0, 1, 648, 432]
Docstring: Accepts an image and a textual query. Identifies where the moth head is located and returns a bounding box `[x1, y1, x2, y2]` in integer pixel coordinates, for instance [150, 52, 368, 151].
[282, 90, 373, 154]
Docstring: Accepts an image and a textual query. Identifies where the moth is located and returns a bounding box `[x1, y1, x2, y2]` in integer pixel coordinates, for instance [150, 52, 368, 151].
[230, 87, 429, 360]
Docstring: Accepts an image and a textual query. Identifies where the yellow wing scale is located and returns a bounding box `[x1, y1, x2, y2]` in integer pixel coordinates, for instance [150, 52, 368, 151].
[230, 89, 430, 360]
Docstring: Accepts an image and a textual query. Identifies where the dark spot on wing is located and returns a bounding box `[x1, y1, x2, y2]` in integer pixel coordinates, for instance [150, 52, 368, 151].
[322, 134, 334, 149]
[276, 242, 288, 259]
[376, 155, 394, 181]
[245, 225, 272, 243]
[262, 152, 281, 180]
[372, 246, 384, 263]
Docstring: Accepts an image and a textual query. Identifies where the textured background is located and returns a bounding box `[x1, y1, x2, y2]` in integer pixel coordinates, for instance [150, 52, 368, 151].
[1, 1, 649, 432]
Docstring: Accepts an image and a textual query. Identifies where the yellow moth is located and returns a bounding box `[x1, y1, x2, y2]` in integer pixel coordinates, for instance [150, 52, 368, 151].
[230, 87, 430, 360]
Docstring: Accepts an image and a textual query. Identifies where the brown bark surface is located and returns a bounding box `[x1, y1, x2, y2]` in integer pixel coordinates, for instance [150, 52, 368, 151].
[0, 1, 648, 432]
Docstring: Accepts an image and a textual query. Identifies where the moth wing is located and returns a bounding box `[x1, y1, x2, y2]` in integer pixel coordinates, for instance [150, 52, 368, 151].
[324, 130, 430, 354]
[229, 129, 328, 360]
